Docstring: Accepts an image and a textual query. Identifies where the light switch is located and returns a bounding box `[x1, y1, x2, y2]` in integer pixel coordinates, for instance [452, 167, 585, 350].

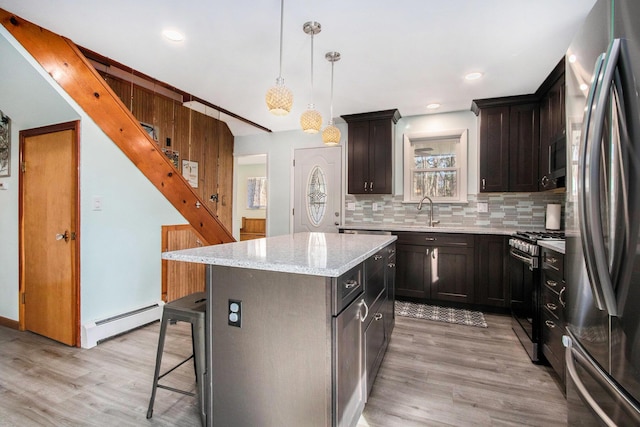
[0, 182, 8, 190]
[477, 202, 488, 213]
[347, 202, 356, 211]
[92, 196, 103, 211]
[372, 202, 379, 211]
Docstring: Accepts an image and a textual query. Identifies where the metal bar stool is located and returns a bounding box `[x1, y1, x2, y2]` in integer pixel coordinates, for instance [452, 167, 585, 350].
[147, 292, 206, 426]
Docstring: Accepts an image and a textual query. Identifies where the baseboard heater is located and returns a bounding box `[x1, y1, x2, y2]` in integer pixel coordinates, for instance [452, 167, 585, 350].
[81, 301, 165, 348]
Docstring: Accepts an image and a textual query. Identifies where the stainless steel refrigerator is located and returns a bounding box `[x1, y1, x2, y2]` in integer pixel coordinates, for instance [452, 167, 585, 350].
[564, 0, 640, 424]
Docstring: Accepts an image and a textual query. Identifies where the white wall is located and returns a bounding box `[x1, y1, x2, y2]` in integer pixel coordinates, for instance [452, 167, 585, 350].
[0, 27, 186, 325]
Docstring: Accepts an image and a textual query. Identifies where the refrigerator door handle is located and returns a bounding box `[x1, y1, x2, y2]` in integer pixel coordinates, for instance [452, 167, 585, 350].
[582, 39, 622, 316]
[565, 335, 617, 427]
[610, 38, 640, 313]
[565, 333, 640, 426]
[578, 51, 613, 314]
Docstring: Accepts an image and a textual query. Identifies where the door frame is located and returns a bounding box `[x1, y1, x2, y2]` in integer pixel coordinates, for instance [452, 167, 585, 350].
[18, 121, 81, 346]
[233, 153, 268, 240]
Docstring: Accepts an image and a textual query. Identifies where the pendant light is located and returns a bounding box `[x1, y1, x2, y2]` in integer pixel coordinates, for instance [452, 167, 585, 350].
[265, 0, 293, 116]
[322, 51, 341, 145]
[300, 21, 322, 133]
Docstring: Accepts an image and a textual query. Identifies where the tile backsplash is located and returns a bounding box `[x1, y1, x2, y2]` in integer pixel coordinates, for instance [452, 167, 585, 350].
[344, 192, 565, 229]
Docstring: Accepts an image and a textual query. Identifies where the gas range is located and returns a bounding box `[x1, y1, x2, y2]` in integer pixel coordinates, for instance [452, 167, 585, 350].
[509, 231, 565, 256]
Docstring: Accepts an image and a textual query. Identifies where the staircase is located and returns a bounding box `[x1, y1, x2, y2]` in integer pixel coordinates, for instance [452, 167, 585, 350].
[0, 9, 234, 245]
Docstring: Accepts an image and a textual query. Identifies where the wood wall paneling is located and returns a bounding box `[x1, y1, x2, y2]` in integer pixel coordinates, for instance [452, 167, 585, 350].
[97, 72, 233, 233]
[162, 224, 206, 302]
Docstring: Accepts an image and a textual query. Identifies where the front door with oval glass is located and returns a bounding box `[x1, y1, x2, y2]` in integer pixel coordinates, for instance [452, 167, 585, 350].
[294, 147, 342, 233]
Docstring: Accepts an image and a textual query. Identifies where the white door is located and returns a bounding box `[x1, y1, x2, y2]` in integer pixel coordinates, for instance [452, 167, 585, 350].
[294, 147, 342, 233]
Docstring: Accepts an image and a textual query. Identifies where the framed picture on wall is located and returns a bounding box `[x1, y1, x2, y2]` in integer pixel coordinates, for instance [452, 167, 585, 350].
[182, 160, 198, 188]
[0, 111, 10, 177]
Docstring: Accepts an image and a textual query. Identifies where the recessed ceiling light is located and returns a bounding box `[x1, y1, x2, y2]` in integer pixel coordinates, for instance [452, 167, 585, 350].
[568, 55, 577, 63]
[579, 83, 589, 91]
[465, 72, 483, 81]
[426, 103, 441, 110]
[162, 29, 185, 42]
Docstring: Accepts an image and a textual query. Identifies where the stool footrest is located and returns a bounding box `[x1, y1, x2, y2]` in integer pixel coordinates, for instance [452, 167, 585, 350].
[156, 384, 196, 397]
[157, 354, 194, 381]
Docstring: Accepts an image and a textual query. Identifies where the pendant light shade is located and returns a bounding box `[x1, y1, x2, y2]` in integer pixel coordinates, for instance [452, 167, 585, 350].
[300, 21, 322, 133]
[266, 77, 293, 116]
[301, 106, 322, 133]
[322, 51, 341, 146]
[266, 0, 293, 116]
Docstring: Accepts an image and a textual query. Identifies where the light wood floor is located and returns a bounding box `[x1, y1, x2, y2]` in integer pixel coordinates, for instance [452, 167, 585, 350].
[0, 313, 567, 426]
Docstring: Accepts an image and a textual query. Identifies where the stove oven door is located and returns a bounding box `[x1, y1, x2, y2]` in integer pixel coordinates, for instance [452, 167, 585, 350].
[509, 247, 541, 362]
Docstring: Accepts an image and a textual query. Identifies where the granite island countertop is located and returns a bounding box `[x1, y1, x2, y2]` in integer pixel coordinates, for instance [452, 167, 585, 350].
[162, 232, 397, 277]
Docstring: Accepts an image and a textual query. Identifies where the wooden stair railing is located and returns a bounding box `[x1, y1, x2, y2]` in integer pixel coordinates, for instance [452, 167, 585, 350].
[0, 9, 234, 245]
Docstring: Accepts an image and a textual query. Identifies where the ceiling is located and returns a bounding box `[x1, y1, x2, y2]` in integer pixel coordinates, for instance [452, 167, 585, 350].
[0, 0, 597, 136]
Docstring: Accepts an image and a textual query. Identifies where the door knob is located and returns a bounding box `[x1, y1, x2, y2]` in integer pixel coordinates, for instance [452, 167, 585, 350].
[56, 230, 70, 243]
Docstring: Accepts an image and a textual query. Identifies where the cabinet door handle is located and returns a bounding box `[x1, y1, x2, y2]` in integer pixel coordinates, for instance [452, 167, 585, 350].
[545, 320, 556, 328]
[374, 313, 383, 321]
[546, 280, 557, 288]
[559, 286, 566, 307]
[425, 248, 430, 255]
[370, 181, 374, 191]
[425, 237, 437, 241]
[360, 300, 369, 323]
[546, 303, 558, 311]
[541, 175, 549, 187]
[388, 262, 395, 268]
[364, 182, 368, 191]
[374, 255, 383, 261]
[344, 279, 358, 289]
[482, 178, 486, 190]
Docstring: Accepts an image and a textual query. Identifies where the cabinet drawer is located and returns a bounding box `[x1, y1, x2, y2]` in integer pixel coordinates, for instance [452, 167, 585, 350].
[541, 310, 565, 382]
[333, 264, 363, 315]
[364, 298, 387, 398]
[365, 250, 386, 311]
[394, 232, 474, 247]
[542, 285, 562, 321]
[541, 248, 564, 278]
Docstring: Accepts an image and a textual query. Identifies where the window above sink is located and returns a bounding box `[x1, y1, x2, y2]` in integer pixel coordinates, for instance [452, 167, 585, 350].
[403, 129, 468, 204]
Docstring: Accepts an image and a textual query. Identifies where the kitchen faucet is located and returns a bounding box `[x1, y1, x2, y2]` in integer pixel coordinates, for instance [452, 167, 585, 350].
[417, 195, 440, 227]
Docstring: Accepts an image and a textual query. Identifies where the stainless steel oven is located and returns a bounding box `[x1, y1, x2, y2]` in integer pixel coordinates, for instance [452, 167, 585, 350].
[509, 231, 564, 362]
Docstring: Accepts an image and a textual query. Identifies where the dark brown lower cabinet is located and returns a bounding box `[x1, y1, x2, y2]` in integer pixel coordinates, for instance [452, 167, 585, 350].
[395, 233, 474, 304]
[476, 235, 509, 307]
[395, 232, 510, 309]
[540, 247, 566, 389]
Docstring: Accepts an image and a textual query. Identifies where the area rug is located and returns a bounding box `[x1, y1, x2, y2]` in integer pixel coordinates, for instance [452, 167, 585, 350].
[395, 301, 488, 328]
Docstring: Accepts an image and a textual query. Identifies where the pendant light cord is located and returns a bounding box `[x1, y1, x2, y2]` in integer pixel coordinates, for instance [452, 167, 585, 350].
[278, 0, 284, 79]
[329, 59, 334, 122]
[310, 32, 315, 103]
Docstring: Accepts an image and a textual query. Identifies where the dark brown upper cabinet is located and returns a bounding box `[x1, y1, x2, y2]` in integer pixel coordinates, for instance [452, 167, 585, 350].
[473, 96, 540, 193]
[342, 109, 401, 195]
[537, 59, 566, 190]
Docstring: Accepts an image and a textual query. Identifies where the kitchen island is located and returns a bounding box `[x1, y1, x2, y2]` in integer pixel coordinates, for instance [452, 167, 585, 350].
[162, 232, 397, 427]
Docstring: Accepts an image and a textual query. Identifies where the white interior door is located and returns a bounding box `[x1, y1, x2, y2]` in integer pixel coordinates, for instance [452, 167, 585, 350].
[294, 147, 342, 233]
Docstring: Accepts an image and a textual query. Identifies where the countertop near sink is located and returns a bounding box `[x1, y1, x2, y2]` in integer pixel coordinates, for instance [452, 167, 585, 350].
[538, 239, 566, 254]
[340, 224, 530, 236]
